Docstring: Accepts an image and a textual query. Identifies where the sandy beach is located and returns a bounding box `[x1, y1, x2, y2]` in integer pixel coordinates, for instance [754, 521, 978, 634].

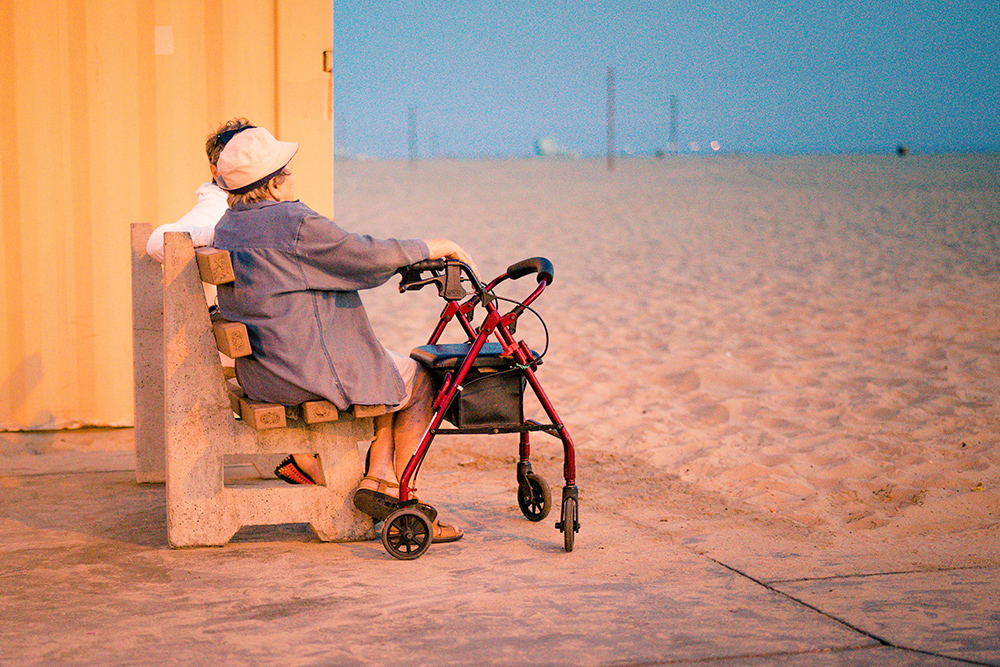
[338, 154, 1000, 541]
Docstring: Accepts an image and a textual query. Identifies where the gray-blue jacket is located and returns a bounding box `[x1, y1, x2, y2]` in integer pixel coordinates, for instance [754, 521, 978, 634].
[213, 200, 429, 409]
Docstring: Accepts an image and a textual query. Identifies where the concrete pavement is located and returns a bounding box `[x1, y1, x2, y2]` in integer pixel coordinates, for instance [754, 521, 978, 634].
[1, 428, 996, 666]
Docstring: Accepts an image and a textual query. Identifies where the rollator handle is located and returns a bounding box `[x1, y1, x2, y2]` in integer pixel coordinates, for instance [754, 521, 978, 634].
[398, 260, 467, 301]
[506, 257, 554, 285]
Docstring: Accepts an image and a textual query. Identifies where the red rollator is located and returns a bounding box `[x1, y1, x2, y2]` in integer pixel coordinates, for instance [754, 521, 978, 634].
[378, 257, 579, 560]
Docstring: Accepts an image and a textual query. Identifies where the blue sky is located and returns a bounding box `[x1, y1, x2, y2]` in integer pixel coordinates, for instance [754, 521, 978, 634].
[333, 0, 1000, 157]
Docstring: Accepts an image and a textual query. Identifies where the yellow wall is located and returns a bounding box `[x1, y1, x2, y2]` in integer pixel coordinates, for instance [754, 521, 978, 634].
[0, 0, 332, 430]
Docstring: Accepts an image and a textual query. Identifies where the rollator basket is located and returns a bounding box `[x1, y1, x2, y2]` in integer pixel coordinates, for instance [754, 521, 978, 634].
[445, 367, 525, 428]
[411, 342, 529, 428]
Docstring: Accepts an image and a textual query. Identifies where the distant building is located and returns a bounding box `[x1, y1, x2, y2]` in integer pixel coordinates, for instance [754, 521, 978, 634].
[534, 137, 578, 158]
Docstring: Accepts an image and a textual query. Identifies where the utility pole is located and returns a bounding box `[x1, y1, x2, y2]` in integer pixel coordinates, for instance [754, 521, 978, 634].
[670, 95, 678, 154]
[606, 66, 616, 172]
[408, 105, 417, 167]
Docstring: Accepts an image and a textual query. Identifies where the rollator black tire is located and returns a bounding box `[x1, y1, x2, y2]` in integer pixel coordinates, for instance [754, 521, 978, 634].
[517, 472, 551, 522]
[559, 497, 577, 553]
[382, 508, 433, 560]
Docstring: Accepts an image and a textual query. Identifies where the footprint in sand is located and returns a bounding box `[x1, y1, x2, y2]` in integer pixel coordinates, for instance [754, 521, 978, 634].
[680, 403, 731, 427]
[661, 370, 701, 394]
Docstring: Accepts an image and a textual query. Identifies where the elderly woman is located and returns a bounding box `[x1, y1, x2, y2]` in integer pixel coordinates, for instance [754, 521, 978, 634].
[146, 118, 256, 263]
[213, 127, 470, 543]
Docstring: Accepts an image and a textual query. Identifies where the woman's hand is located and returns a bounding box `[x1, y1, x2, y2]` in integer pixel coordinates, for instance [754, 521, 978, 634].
[424, 239, 479, 278]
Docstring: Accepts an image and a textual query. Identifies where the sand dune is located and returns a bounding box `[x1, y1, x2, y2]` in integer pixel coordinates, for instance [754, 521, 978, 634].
[335, 154, 1000, 536]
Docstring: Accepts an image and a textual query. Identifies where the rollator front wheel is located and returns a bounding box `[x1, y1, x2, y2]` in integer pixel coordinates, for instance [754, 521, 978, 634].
[517, 472, 551, 522]
[558, 497, 578, 553]
[382, 508, 433, 560]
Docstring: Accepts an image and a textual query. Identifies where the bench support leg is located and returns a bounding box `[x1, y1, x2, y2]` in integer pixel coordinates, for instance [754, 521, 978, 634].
[131, 223, 165, 483]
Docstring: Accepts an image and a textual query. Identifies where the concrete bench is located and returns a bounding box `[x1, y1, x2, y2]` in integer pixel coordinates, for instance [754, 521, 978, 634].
[130, 223, 376, 547]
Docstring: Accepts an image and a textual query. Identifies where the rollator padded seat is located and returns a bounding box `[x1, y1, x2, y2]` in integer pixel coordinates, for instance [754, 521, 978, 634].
[410, 342, 539, 370]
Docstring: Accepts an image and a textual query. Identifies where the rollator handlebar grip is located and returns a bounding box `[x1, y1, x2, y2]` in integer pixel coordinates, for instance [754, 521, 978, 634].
[506, 257, 554, 285]
[408, 259, 447, 271]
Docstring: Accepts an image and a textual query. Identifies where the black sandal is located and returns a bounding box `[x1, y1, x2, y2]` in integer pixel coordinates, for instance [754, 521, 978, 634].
[353, 477, 403, 521]
[353, 476, 439, 523]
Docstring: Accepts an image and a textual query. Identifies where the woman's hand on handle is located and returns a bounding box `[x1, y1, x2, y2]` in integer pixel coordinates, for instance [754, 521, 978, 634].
[424, 239, 479, 279]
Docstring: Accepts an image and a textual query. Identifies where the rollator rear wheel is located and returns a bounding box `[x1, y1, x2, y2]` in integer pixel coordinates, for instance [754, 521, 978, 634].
[382, 508, 433, 560]
[559, 497, 577, 552]
[517, 472, 551, 521]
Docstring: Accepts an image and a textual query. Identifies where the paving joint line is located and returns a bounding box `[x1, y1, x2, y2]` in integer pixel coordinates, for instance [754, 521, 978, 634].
[606, 644, 881, 666]
[707, 556, 892, 646]
[765, 564, 996, 585]
[891, 645, 998, 667]
[707, 556, 998, 667]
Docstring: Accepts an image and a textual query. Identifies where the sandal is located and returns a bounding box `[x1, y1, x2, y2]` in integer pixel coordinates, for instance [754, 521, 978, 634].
[432, 520, 463, 543]
[274, 455, 316, 485]
[353, 476, 403, 522]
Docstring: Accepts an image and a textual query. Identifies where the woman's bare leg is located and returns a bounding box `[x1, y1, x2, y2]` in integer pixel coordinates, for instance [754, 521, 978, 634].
[357, 367, 434, 495]
[390, 368, 436, 488]
[354, 367, 461, 538]
[360, 413, 397, 491]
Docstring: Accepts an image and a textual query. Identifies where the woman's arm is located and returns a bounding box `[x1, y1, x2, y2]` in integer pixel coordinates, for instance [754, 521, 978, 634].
[146, 183, 227, 262]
